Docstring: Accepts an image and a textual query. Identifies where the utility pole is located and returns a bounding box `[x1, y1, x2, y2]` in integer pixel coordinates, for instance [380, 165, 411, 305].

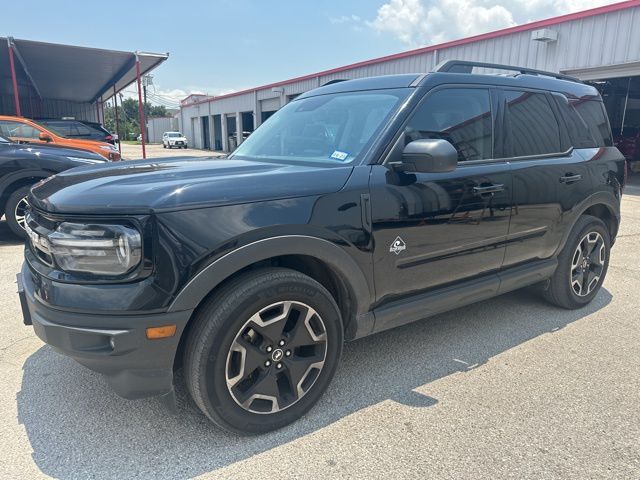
[142, 75, 153, 141]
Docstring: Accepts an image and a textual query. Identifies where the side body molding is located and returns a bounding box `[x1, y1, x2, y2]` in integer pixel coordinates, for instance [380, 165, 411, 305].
[168, 235, 375, 337]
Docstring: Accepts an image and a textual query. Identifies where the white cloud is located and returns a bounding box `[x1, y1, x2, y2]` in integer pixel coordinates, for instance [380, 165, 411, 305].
[329, 13, 366, 31]
[368, 0, 618, 47]
[114, 85, 238, 106]
[330, 14, 362, 24]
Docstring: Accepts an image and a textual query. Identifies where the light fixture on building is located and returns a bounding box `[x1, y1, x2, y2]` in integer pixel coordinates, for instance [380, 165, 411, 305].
[531, 28, 558, 43]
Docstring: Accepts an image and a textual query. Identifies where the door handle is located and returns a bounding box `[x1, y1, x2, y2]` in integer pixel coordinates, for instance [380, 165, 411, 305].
[559, 174, 582, 184]
[473, 184, 504, 195]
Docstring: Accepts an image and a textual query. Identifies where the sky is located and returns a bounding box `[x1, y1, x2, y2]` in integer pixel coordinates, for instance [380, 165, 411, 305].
[1, 0, 621, 105]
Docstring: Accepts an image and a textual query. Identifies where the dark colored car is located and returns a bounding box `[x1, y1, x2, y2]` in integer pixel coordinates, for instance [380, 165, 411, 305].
[0, 134, 107, 238]
[18, 61, 625, 434]
[79, 120, 119, 145]
[35, 119, 116, 145]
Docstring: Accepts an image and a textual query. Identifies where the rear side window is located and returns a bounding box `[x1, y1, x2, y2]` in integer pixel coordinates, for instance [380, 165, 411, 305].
[504, 90, 561, 157]
[551, 94, 612, 148]
[571, 100, 612, 147]
[40, 121, 72, 136]
[551, 94, 596, 148]
[405, 88, 493, 162]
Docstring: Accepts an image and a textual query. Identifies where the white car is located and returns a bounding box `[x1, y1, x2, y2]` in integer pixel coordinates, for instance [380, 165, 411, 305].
[162, 131, 188, 149]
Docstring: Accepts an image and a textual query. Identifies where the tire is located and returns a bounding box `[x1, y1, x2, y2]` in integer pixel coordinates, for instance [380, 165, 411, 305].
[543, 215, 611, 309]
[5, 185, 32, 239]
[184, 268, 343, 434]
[163, 143, 166, 149]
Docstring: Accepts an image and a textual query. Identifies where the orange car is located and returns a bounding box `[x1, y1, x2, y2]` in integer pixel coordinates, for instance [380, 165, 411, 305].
[0, 115, 120, 161]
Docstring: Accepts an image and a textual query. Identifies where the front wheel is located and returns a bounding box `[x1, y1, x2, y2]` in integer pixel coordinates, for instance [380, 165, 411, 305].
[5, 185, 32, 239]
[544, 215, 611, 309]
[184, 268, 343, 434]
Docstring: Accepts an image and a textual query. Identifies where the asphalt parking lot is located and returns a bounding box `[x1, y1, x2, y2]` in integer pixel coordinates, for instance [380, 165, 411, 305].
[0, 185, 639, 479]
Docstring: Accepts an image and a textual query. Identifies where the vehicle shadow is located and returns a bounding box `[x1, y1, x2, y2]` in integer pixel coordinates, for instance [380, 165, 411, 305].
[17, 287, 612, 479]
[0, 219, 23, 246]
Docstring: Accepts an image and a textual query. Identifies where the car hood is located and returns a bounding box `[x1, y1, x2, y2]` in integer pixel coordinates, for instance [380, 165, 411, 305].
[30, 157, 354, 214]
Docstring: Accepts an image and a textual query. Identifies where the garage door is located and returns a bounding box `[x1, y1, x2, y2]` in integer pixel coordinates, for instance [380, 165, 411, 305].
[260, 97, 281, 112]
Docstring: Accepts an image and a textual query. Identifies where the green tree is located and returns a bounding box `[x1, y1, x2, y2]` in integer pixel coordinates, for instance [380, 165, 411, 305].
[103, 99, 172, 140]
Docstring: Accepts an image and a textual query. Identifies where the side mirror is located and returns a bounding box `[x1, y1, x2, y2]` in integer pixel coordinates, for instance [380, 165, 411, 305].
[39, 132, 52, 142]
[399, 138, 458, 173]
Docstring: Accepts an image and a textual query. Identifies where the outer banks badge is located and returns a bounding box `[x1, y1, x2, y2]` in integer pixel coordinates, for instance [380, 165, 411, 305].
[389, 236, 406, 255]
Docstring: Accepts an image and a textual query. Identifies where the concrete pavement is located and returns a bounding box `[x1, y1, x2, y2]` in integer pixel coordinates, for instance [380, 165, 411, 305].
[0, 191, 638, 479]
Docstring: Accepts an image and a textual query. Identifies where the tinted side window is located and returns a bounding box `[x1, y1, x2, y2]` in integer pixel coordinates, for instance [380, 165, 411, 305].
[74, 123, 94, 136]
[41, 121, 72, 136]
[571, 100, 613, 147]
[0, 120, 40, 139]
[551, 93, 597, 149]
[405, 88, 492, 162]
[504, 90, 561, 157]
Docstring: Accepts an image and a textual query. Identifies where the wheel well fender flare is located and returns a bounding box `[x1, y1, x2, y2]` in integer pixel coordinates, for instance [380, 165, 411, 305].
[0, 169, 52, 208]
[557, 191, 620, 254]
[168, 235, 373, 317]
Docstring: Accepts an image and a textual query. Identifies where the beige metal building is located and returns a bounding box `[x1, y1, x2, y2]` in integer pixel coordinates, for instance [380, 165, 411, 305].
[179, 1, 640, 156]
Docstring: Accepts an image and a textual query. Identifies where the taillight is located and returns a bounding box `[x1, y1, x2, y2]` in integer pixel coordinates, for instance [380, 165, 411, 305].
[105, 134, 113, 141]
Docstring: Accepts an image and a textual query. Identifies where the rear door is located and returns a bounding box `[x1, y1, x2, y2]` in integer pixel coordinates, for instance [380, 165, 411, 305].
[500, 89, 594, 268]
[369, 86, 512, 304]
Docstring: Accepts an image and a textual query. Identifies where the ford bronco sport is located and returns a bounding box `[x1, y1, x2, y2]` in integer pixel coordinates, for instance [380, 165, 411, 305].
[18, 61, 625, 434]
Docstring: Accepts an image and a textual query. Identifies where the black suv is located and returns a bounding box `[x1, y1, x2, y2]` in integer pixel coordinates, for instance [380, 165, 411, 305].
[0, 134, 107, 238]
[18, 61, 625, 434]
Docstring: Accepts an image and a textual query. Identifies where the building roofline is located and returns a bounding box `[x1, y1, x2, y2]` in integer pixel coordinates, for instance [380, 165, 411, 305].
[186, 0, 640, 108]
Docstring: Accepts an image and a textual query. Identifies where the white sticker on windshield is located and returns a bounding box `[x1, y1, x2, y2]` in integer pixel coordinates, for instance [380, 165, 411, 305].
[330, 150, 349, 161]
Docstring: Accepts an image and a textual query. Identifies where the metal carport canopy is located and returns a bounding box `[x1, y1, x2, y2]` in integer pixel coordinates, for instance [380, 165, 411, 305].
[1, 36, 168, 103]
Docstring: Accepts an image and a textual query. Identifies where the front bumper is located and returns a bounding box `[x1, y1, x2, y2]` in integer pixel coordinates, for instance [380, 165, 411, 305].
[18, 263, 193, 399]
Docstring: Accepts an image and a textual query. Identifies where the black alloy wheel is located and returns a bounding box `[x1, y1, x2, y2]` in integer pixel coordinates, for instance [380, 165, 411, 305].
[184, 268, 343, 434]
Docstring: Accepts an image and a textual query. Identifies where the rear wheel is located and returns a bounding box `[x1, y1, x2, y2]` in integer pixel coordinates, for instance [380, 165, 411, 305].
[184, 268, 343, 434]
[5, 185, 32, 239]
[544, 215, 610, 309]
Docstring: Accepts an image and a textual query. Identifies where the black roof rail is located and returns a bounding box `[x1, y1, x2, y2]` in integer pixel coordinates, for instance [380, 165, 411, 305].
[433, 60, 582, 83]
[322, 79, 349, 86]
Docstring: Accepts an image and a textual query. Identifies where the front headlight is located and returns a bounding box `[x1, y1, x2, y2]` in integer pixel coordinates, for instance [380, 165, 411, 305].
[47, 222, 142, 275]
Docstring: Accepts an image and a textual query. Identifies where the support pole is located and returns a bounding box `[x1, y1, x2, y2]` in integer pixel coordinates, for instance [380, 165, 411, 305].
[135, 54, 147, 159]
[100, 100, 105, 126]
[113, 84, 121, 153]
[142, 80, 149, 141]
[7, 39, 21, 116]
[96, 102, 101, 123]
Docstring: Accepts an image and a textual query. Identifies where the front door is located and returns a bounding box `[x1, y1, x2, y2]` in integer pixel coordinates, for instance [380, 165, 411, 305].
[0, 120, 45, 145]
[370, 87, 512, 305]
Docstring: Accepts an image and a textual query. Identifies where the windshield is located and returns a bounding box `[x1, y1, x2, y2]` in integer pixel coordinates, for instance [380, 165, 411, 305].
[231, 89, 408, 165]
[0, 134, 10, 144]
[167, 132, 183, 137]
